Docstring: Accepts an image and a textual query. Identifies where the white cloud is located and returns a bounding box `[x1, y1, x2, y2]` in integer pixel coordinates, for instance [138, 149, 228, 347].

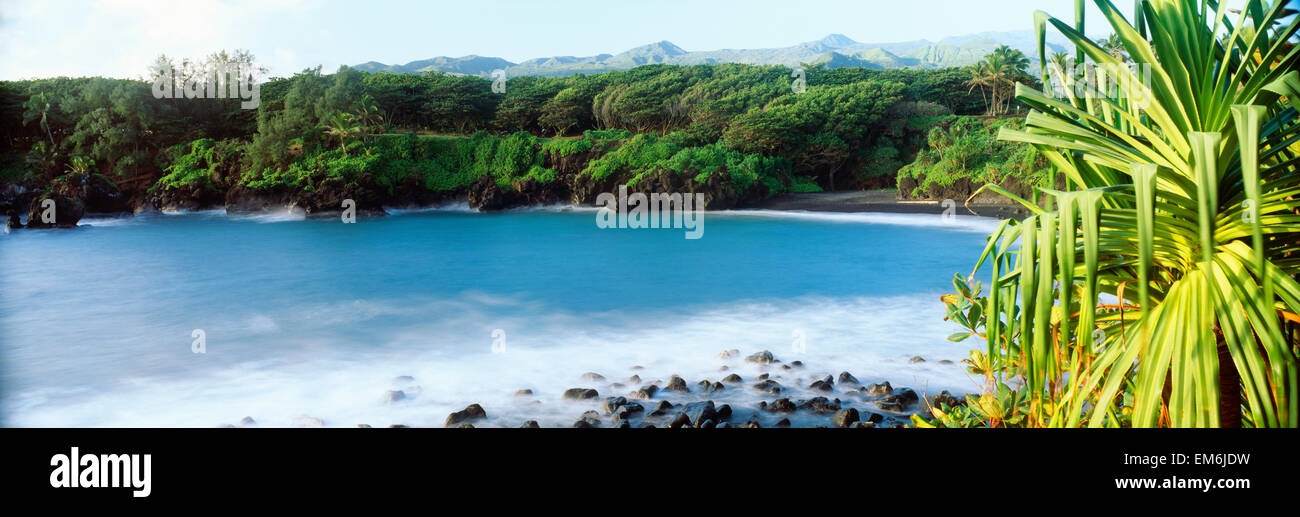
[0, 0, 310, 80]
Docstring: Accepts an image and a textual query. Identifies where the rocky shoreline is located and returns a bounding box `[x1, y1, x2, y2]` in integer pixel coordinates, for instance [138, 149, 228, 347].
[4, 176, 1022, 232]
[233, 349, 968, 429]
[3, 139, 1032, 231]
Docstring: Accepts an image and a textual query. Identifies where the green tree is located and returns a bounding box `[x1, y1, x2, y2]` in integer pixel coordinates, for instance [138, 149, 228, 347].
[321, 112, 359, 155]
[22, 92, 58, 146]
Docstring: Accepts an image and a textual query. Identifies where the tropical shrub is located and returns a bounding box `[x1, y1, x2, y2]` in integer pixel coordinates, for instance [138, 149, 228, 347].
[924, 0, 1300, 428]
[897, 116, 1053, 198]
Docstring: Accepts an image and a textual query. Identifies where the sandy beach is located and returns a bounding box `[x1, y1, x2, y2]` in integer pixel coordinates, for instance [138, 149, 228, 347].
[748, 190, 1033, 220]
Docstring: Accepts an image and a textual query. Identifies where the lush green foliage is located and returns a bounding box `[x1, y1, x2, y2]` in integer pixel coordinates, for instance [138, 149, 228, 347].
[154, 138, 242, 191]
[920, 0, 1300, 429]
[581, 132, 800, 193]
[0, 53, 1024, 202]
[897, 116, 1052, 197]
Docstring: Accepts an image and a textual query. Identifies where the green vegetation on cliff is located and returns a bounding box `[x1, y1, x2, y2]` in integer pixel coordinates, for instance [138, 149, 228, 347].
[0, 50, 1041, 210]
[896, 116, 1051, 201]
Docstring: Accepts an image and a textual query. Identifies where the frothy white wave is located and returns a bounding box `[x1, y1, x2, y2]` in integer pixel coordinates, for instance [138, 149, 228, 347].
[77, 215, 148, 227]
[226, 208, 308, 223]
[385, 202, 476, 214]
[6, 293, 982, 427]
[505, 204, 601, 213]
[159, 208, 226, 217]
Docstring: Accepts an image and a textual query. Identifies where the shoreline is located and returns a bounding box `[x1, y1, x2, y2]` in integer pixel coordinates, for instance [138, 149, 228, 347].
[330, 349, 964, 429]
[747, 191, 1032, 220]
[42, 190, 1030, 227]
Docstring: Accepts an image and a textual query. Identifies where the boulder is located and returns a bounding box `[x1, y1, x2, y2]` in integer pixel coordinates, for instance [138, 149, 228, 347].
[798, 397, 841, 413]
[927, 390, 964, 410]
[831, 408, 860, 428]
[837, 372, 860, 385]
[576, 410, 602, 427]
[633, 385, 659, 400]
[649, 400, 675, 417]
[765, 398, 796, 412]
[752, 379, 782, 393]
[745, 350, 776, 365]
[602, 396, 643, 415]
[878, 388, 919, 411]
[24, 193, 84, 229]
[864, 381, 893, 398]
[613, 404, 643, 422]
[444, 404, 487, 427]
[563, 388, 599, 400]
[681, 401, 718, 426]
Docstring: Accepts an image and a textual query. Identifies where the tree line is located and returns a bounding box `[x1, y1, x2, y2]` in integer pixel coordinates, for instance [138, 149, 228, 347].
[1, 54, 1032, 196]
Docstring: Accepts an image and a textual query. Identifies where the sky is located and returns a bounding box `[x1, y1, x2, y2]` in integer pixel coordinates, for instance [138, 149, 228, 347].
[0, 0, 1146, 80]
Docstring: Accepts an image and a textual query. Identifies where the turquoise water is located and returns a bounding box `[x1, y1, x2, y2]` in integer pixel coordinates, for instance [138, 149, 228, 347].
[0, 207, 999, 427]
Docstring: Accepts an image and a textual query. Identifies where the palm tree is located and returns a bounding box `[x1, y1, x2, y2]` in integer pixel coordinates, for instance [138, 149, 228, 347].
[947, 0, 1300, 428]
[965, 62, 994, 115]
[991, 45, 1030, 114]
[321, 112, 360, 156]
[1098, 33, 1128, 62]
[970, 46, 1032, 116]
[22, 93, 56, 146]
[1046, 51, 1074, 98]
[353, 95, 385, 142]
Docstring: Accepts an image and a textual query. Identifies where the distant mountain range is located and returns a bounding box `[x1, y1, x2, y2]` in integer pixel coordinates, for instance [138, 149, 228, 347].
[353, 31, 1071, 78]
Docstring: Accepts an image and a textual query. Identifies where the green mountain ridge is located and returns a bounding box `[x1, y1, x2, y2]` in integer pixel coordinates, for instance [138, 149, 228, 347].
[355, 31, 1069, 77]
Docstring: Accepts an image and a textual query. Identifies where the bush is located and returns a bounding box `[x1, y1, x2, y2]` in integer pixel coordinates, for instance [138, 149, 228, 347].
[897, 116, 1051, 197]
[155, 138, 244, 191]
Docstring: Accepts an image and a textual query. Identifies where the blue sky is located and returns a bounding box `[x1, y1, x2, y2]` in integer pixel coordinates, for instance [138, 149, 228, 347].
[0, 0, 1146, 80]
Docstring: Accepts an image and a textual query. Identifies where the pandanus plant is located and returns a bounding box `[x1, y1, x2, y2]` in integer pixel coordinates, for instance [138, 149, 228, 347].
[945, 0, 1300, 428]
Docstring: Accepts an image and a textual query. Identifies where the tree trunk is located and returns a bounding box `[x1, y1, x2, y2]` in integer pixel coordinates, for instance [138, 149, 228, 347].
[1218, 338, 1242, 428]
